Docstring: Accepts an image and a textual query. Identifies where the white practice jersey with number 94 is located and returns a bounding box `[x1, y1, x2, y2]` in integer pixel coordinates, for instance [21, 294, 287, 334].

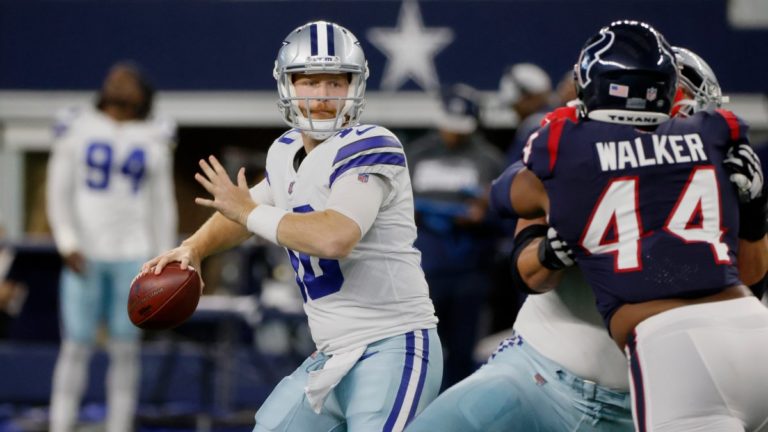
[47, 107, 178, 260]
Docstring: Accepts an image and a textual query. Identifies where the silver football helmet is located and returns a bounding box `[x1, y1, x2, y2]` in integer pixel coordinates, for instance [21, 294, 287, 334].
[672, 46, 728, 117]
[273, 21, 369, 140]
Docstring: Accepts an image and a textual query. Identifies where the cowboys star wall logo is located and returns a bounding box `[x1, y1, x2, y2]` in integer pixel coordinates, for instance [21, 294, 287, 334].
[367, 0, 454, 91]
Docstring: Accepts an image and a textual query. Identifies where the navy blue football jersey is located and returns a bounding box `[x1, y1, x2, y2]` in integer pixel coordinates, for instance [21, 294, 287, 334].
[524, 110, 745, 328]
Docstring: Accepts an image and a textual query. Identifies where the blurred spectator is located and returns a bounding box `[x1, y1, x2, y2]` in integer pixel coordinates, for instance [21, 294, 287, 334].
[554, 69, 578, 106]
[498, 62, 554, 163]
[406, 83, 505, 389]
[46, 61, 177, 432]
[0, 212, 22, 339]
[483, 64, 554, 336]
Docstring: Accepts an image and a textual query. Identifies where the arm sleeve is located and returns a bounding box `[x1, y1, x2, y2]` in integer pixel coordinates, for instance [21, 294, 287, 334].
[46, 134, 80, 255]
[326, 173, 390, 237]
[249, 178, 275, 206]
[148, 141, 179, 254]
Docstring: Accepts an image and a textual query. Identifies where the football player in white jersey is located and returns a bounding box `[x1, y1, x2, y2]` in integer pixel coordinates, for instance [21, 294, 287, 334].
[144, 21, 441, 432]
[46, 62, 177, 432]
[407, 45, 766, 432]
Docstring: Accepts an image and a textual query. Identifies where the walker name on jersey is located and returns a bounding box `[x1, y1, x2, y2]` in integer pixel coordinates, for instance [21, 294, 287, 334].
[595, 133, 707, 172]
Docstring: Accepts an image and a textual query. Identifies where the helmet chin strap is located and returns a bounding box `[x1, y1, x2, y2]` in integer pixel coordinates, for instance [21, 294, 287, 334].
[297, 117, 337, 140]
[292, 95, 353, 141]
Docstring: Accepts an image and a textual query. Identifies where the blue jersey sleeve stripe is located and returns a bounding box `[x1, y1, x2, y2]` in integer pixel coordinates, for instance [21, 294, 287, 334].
[329, 152, 406, 185]
[277, 129, 298, 144]
[326, 23, 335, 56]
[310, 24, 318, 56]
[333, 135, 402, 165]
[52, 122, 69, 138]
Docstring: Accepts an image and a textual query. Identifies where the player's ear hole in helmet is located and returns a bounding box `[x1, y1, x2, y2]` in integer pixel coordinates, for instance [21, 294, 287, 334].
[274, 21, 370, 140]
[575, 20, 678, 126]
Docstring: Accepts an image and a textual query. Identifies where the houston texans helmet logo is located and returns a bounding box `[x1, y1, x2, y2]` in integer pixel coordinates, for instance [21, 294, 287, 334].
[576, 29, 615, 88]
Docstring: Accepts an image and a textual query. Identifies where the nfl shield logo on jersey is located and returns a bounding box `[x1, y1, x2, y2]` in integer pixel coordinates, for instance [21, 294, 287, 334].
[646, 87, 658, 102]
[357, 174, 369, 183]
[288, 181, 295, 194]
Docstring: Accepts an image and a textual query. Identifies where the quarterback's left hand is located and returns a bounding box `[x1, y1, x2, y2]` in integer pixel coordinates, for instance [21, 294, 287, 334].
[724, 143, 764, 203]
[195, 155, 256, 226]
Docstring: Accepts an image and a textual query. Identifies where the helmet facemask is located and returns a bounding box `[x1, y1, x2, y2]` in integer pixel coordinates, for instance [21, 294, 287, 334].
[672, 47, 728, 117]
[273, 22, 369, 140]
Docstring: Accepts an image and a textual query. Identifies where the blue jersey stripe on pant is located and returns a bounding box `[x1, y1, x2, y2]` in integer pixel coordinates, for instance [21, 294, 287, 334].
[253, 328, 442, 432]
[384, 330, 430, 431]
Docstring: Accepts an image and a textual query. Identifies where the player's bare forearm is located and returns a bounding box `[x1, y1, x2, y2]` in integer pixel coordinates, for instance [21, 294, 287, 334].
[515, 218, 563, 292]
[183, 211, 252, 259]
[144, 211, 252, 275]
[737, 235, 768, 286]
[517, 238, 563, 293]
[509, 168, 549, 218]
[277, 210, 361, 259]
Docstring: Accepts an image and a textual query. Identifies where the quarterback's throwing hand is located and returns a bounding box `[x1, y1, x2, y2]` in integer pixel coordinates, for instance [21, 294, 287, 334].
[724, 143, 764, 203]
[194, 155, 256, 225]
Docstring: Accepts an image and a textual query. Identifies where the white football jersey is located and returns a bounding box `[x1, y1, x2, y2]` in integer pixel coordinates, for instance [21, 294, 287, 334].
[515, 269, 629, 391]
[46, 107, 178, 260]
[263, 124, 437, 353]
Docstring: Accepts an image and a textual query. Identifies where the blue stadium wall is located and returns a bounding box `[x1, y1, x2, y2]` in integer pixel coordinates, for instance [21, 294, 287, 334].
[2, 0, 767, 93]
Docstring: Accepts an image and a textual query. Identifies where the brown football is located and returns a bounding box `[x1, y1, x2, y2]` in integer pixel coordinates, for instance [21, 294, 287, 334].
[127, 262, 201, 330]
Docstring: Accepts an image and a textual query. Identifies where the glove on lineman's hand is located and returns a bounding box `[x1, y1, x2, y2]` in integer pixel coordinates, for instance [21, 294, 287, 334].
[537, 227, 576, 270]
[724, 143, 764, 203]
[724, 143, 768, 241]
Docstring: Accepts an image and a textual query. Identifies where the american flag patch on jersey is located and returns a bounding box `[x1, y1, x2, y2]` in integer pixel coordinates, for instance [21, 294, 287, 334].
[357, 174, 369, 183]
[609, 83, 629, 98]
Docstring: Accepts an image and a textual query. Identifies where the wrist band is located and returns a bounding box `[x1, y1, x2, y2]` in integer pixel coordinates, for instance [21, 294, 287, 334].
[246, 205, 288, 245]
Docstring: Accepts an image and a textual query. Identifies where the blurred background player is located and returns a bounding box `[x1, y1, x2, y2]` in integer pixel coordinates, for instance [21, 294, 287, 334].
[46, 61, 178, 432]
[405, 83, 504, 389]
[144, 21, 442, 432]
[486, 63, 555, 338]
[407, 43, 764, 432]
[498, 62, 554, 164]
[507, 20, 768, 431]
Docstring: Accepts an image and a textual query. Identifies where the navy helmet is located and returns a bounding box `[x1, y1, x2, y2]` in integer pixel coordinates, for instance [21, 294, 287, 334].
[575, 20, 678, 126]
